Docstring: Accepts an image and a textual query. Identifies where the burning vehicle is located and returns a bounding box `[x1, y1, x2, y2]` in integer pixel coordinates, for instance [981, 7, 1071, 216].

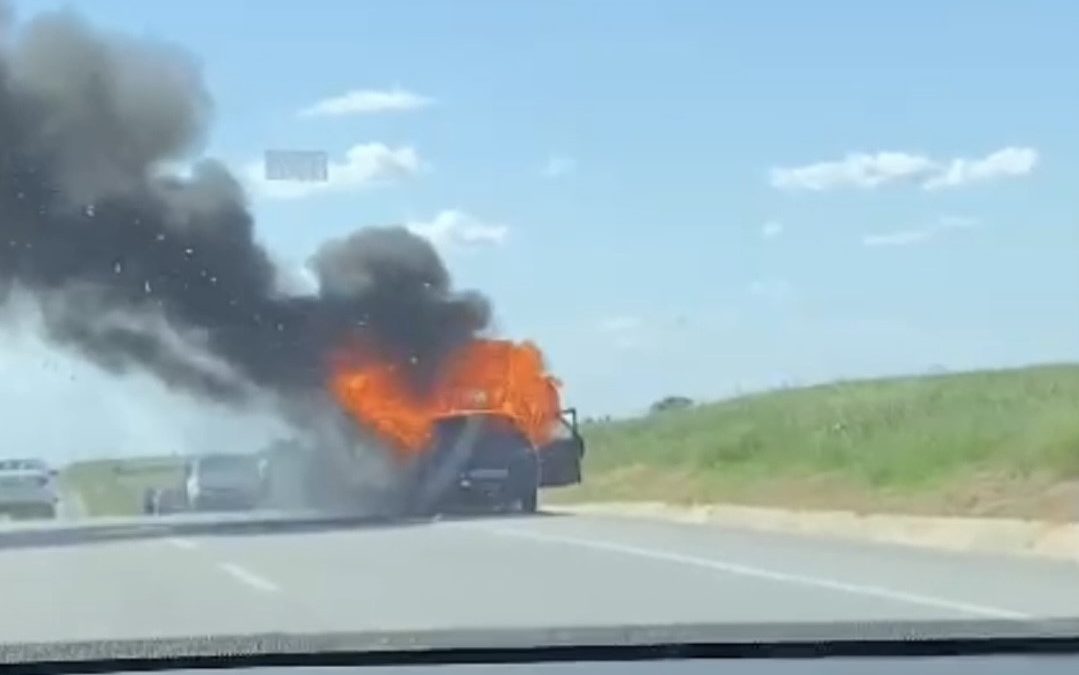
[332, 339, 584, 514]
[253, 340, 586, 516]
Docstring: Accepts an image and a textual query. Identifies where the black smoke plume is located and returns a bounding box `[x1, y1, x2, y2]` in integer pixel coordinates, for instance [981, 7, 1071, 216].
[0, 6, 490, 403]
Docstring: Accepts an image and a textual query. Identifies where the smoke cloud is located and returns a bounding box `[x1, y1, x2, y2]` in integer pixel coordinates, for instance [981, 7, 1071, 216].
[0, 6, 490, 407]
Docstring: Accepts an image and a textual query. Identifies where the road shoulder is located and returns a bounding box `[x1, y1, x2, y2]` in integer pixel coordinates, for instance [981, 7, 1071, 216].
[547, 501, 1079, 564]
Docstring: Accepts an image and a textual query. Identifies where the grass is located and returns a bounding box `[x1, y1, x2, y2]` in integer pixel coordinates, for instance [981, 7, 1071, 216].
[63, 457, 185, 516]
[63, 364, 1079, 520]
[550, 364, 1079, 519]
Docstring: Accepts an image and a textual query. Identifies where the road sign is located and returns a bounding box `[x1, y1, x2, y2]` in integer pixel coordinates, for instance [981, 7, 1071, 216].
[264, 150, 329, 182]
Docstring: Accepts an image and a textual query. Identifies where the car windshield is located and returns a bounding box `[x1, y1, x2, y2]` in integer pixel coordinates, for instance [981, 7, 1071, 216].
[0, 0, 1076, 656]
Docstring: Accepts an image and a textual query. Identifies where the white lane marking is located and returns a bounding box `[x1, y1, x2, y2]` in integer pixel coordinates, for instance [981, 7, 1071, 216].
[485, 527, 1029, 620]
[166, 537, 199, 550]
[218, 562, 279, 593]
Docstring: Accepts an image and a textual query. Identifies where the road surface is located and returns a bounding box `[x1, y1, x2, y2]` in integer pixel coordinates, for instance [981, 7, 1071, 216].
[4, 510, 1079, 644]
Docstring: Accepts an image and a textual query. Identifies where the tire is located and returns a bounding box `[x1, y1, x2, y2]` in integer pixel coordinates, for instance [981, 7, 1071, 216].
[143, 489, 158, 515]
[516, 451, 539, 514]
[20, 504, 54, 520]
[520, 486, 538, 514]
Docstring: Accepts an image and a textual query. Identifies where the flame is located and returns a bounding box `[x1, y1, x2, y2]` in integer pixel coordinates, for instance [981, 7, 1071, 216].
[330, 339, 562, 460]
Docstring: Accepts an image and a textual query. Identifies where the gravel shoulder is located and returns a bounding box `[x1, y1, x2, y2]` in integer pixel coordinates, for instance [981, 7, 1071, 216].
[547, 501, 1079, 563]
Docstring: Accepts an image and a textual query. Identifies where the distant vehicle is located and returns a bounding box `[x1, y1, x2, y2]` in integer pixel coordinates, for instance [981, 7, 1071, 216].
[184, 454, 264, 512]
[0, 459, 59, 520]
[142, 486, 188, 515]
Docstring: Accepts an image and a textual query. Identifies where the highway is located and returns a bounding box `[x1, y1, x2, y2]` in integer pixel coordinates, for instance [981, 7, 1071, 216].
[5, 509, 1079, 644]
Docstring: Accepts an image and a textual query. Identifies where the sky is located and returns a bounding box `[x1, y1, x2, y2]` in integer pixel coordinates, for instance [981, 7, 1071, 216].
[2, 0, 1078, 462]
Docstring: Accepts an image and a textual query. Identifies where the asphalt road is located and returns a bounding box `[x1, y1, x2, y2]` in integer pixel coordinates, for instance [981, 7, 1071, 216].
[6, 508, 1079, 644]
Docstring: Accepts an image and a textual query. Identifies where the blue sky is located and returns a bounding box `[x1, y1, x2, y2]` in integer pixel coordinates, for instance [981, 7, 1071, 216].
[3, 0, 1078, 460]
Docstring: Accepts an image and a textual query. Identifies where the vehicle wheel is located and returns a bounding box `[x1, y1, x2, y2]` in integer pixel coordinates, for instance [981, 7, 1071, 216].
[517, 451, 539, 514]
[520, 487, 538, 514]
[142, 489, 157, 515]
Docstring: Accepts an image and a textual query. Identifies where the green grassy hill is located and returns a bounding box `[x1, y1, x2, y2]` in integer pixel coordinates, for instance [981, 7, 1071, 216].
[553, 364, 1079, 519]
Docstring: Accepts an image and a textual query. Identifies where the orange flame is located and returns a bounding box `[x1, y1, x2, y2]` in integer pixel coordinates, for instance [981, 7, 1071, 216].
[330, 339, 562, 460]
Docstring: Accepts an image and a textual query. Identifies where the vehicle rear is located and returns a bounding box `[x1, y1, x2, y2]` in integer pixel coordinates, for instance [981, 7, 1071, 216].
[0, 459, 58, 519]
[185, 455, 263, 512]
[406, 408, 586, 515]
[409, 414, 540, 515]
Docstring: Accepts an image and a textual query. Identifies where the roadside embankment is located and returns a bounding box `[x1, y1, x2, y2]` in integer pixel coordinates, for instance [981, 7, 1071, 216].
[548, 364, 1079, 561]
[548, 501, 1079, 563]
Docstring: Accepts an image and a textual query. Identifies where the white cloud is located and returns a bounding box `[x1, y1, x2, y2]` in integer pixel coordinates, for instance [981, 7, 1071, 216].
[862, 214, 980, 247]
[923, 147, 1038, 190]
[542, 155, 576, 178]
[762, 220, 784, 239]
[770, 152, 935, 190]
[298, 87, 433, 117]
[406, 210, 508, 249]
[244, 143, 423, 200]
[771, 146, 1038, 191]
[272, 257, 320, 296]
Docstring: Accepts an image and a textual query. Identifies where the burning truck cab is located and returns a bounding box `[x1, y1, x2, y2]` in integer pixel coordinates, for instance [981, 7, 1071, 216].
[332, 339, 585, 515]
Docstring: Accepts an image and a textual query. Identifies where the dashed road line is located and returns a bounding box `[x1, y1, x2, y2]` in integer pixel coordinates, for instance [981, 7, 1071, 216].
[218, 562, 279, 593]
[164, 537, 280, 594]
[165, 537, 199, 550]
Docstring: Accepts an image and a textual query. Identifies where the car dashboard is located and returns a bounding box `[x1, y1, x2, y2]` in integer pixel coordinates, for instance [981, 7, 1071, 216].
[97, 658, 1079, 675]
[5, 621, 1079, 675]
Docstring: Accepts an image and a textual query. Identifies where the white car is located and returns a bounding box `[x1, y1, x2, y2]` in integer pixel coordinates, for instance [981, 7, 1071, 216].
[0, 459, 59, 519]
